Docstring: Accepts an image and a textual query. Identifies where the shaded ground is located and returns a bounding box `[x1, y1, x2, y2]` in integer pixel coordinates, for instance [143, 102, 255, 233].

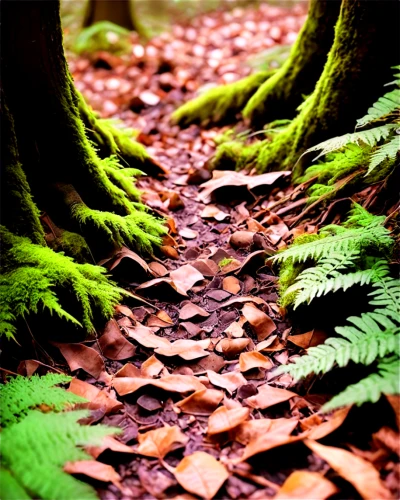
[15, 4, 398, 499]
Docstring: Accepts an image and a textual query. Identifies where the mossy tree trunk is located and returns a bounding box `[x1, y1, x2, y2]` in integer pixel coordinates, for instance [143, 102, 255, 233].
[0, 0, 165, 339]
[84, 0, 135, 30]
[243, 0, 341, 127]
[235, 0, 399, 177]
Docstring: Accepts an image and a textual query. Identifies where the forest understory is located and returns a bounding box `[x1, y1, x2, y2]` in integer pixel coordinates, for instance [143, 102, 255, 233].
[1, 2, 399, 500]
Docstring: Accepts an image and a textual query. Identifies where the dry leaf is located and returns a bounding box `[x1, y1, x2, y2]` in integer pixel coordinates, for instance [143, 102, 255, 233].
[275, 471, 338, 499]
[246, 384, 297, 410]
[176, 389, 224, 415]
[239, 352, 273, 372]
[87, 435, 135, 459]
[55, 343, 105, 379]
[64, 460, 121, 488]
[222, 276, 241, 294]
[256, 336, 278, 350]
[373, 426, 400, 456]
[301, 407, 351, 440]
[179, 228, 198, 239]
[149, 261, 169, 277]
[113, 374, 206, 396]
[174, 451, 229, 499]
[127, 325, 171, 348]
[386, 395, 400, 430]
[215, 296, 266, 311]
[233, 418, 298, 445]
[229, 231, 254, 249]
[288, 329, 328, 349]
[242, 304, 276, 340]
[201, 205, 230, 221]
[179, 303, 210, 320]
[115, 304, 136, 319]
[225, 321, 244, 338]
[160, 245, 180, 259]
[169, 264, 205, 294]
[141, 355, 164, 378]
[216, 338, 250, 358]
[191, 259, 219, 277]
[305, 440, 392, 499]
[115, 363, 142, 378]
[99, 320, 136, 360]
[68, 378, 123, 414]
[137, 424, 188, 459]
[207, 370, 247, 394]
[155, 339, 210, 360]
[207, 406, 250, 435]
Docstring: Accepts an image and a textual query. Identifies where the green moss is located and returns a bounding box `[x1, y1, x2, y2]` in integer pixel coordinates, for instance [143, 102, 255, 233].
[244, 0, 341, 127]
[101, 155, 142, 201]
[172, 71, 274, 127]
[0, 227, 125, 339]
[74, 21, 131, 55]
[49, 231, 93, 264]
[218, 258, 234, 268]
[211, 140, 263, 171]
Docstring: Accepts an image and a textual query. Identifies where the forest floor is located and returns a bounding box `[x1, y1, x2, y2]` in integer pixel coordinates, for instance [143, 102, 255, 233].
[24, 3, 398, 499]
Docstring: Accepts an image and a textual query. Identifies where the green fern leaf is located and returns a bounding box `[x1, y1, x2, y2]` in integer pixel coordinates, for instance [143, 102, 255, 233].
[0, 374, 87, 427]
[1, 410, 120, 500]
[367, 135, 400, 175]
[323, 357, 400, 411]
[356, 89, 400, 128]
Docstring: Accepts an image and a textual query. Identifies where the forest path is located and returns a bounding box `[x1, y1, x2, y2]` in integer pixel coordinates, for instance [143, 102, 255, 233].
[63, 5, 354, 499]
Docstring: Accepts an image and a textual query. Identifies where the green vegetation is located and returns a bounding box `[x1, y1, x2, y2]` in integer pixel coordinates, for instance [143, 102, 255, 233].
[74, 21, 131, 55]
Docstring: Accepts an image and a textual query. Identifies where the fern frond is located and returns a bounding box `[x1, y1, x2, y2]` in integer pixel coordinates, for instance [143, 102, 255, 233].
[302, 124, 396, 161]
[368, 274, 400, 322]
[356, 89, 400, 128]
[0, 374, 86, 427]
[1, 410, 120, 500]
[323, 357, 400, 411]
[367, 135, 400, 175]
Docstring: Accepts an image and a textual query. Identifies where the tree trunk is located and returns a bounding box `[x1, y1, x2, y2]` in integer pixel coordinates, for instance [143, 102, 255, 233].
[243, 0, 341, 127]
[240, 0, 399, 177]
[83, 0, 135, 30]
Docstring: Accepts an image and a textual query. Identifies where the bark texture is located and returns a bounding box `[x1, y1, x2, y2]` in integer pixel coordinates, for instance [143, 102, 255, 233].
[83, 0, 135, 30]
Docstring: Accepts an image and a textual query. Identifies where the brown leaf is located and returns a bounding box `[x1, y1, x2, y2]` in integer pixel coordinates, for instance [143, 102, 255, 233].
[242, 304, 276, 341]
[87, 436, 135, 459]
[100, 247, 152, 277]
[229, 231, 254, 249]
[170, 264, 205, 294]
[155, 339, 210, 360]
[288, 329, 328, 349]
[225, 321, 245, 338]
[64, 460, 121, 487]
[201, 205, 230, 221]
[246, 384, 296, 410]
[305, 440, 392, 499]
[113, 374, 206, 396]
[99, 320, 136, 360]
[137, 424, 188, 459]
[386, 395, 400, 430]
[300, 407, 351, 440]
[274, 471, 338, 499]
[179, 228, 198, 239]
[215, 296, 267, 311]
[141, 355, 164, 378]
[174, 451, 229, 499]
[216, 338, 250, 359]
[373, 426, 400, 456]
[127, 324, 171, 348]
[222, 276, 241, 294]
[179, 302, 210, 320]
[115, 362, 142, 378]
[232, 418, 298, 445]
[176, 389, 224, 415]
[207, 406, 250, 435]
[149, 261, 169, 277]
[55, 343, 105, 379]
[191, 259, 219, 277]
[115, 304, 136, 319]
[239, 352, 273, 372]
[256, 335, 278, 350]
[160, 245, 180, 259]
[207, 370, 247, 394]
[68, 378, 123, 414]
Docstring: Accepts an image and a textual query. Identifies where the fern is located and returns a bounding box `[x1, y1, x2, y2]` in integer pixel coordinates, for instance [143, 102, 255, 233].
[0, 374, 86, 427]
[367, 135, 400, 175]
[1, 410, 120, 500]
[356, 88, 400, 128]
[302, 124, 396, 162]
[323, 357, 400, 411]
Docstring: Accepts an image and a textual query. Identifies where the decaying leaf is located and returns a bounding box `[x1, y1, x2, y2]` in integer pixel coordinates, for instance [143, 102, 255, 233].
[229, 231, 254, 249]
[141, 355, 164, 378]
[176, 389, 224, 415]
[288, 329, 328, 349]
[155, 339, 210, 360]
[99, 320, 136, 360]
[201, 205, 230, 221]
[174, 451, 229, 499]
[113, 374, 206, 396]
[274, 471, 338, 499]
[222, 276, 241, 294]
[127, 325, 171, 349]
[239, 351, 273, 372]
[137, 424, 188, 459]
[68, 378, 123, 414]
[87, 436, 135, 459]
[169, 265, 205, 294]
[207, 406, 250, 435]
[55, 343, 105, 379]
[207, 370, 247, 394]
[300, 407, 351, 440]
[179, 302, 210, 320]
[305, 440, 392, 499]
[242, 304, 276, 340]
[232, 418, 298, 445]
[64, 460, 122, 488]
[216, 338, 250, 358]
[246, 384, 297, 410]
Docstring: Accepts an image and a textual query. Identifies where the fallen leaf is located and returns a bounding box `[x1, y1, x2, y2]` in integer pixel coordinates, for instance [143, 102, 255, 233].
[225, 321, 244, 338]
[207, 370, 247, 394]
[127, 324, 171, 348]
[275, 471, 338, 499]
[246, 384, 297, 410]
[179, 302, 210, 320]
[139, 90, 160, 106]
[232, 418, 298, 445]
[99, 320, 136, 360]
[146, 314, 172, 328]
[305, 440, 392, 499]
[115, 304, 136, 320]
[160, 245, 180, 259]
[170, 264, 205, 294]
[239, 352, 273, 372]
[137, 424, 188, 459]
[55, 343, 105, 379]
[215, 296, 266, 312]
[179, 228, 198, 239]
[229, 231, 254, 249]
[64, 460, 121, 488]
[68, 378, 123, 414]
[242, 304, 276, 340]
[174, 452, 229, 499]
[216, 338, 250, 359]
[288, 329, 328, 349]
[207, 406, 250, 435]
[113, 374, 206, 396]
[201, 205, 230, 221]
[301, 407, 351, 440]
[155, 339, 210, 360]
[191, 259, 219, 277]
[256, 335, 278, 350]
[115, 362, 142, 378]
[176, 389, 224, 415]
[100, 247, 152, 279]
[386, 395, 400, 430]
[222, 276, 241, 294]
[373, 426, 400, 456]
[87, 435, 135, 459]
[149, 261, 169, 277]
[141, 355, 164, 378]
